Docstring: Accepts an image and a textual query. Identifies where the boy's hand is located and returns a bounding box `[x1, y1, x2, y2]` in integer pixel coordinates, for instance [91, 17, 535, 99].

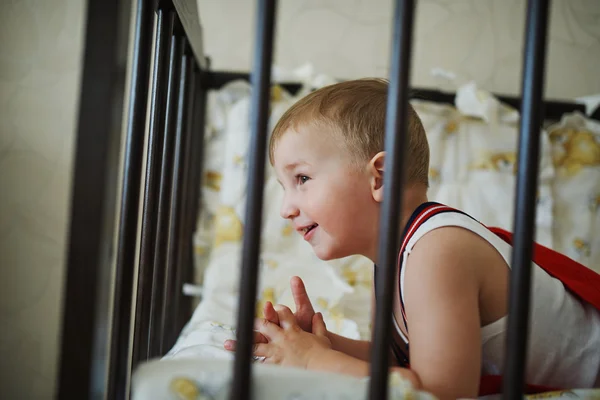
[251, 304, 331, 368]
[289, 276, 315, 332]
[224, 276, 318, 351]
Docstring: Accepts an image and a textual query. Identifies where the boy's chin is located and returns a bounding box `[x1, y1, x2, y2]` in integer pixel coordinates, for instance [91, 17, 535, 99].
[312, 246, 348, 262]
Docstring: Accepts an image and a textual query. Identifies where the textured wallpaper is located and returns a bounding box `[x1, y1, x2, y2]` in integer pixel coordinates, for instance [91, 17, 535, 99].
[197, 0, 600, 100]
[0, 0, 85, 398]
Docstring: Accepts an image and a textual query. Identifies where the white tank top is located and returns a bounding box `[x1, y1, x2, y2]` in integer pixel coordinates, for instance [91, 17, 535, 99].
[398, 211, 600, 388]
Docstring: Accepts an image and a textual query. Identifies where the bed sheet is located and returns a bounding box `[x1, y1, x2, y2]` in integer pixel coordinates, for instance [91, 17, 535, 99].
[547, 112, 600, 272]
[134, 357, 600, 400]
[133, 357, 435, 400]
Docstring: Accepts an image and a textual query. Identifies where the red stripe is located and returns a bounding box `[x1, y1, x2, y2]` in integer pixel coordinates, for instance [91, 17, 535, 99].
[399, 205, 455, 253]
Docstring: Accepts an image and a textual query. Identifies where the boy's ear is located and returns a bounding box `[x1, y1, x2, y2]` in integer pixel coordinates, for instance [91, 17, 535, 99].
[368, 151, 385, 203]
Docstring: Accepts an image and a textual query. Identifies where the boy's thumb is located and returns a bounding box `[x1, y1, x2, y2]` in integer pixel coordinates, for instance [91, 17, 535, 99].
[312, 312, 327, 336]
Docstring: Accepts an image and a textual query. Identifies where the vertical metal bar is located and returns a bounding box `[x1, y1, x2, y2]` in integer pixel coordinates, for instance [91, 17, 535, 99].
[132, 4, 175, 365]
[231, 0, 277, 399]
[368, 1, 415, 399]
[174, 62, 205, 340]
[108, 0, 154, 397]
[503, 0, 550, 397]
[57, 0, 130, 397]
[161, 39, 196, 351]
[148, 19, 184, 358]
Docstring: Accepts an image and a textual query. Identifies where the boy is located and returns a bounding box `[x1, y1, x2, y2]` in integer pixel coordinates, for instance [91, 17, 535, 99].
[224, 79, 600, 399]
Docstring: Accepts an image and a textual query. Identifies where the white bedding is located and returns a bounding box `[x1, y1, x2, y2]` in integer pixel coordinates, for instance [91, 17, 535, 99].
[547, 112, 600, 271]
[132, 357, 435, 400]
[132, 356, 600, 399]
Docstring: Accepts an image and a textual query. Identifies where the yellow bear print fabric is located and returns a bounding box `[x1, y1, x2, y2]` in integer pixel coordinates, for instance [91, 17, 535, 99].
[203, 170, 222, 191]
[549, 127, 600, 177]
[169, 377, 201, 400]
[572, 238, 591, 258]
[256, 287, 276, 318]
[213, 206, 243, 247]
[428, 167, 441, 184]
[280, 221, 294, 237]
[590, 193, 600, 213]
[469, 150, 517, 174]
[548, 112, 600, 272]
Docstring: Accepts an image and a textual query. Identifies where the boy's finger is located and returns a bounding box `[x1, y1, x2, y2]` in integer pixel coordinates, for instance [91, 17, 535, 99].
[252, 343, 271, 358]
[264, 301, 280, 325]
[273, 304, 297, 330]
[255, 331, 269, 344]
[312, 312, 327, 337]
[223, 331, 268, 351]
[253, 317, 282, 341]
[224, 339, 236, 351]
[290, 276, 315, 314]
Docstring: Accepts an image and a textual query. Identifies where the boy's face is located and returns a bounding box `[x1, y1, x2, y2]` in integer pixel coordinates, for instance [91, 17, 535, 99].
[272, 126, 380, 261]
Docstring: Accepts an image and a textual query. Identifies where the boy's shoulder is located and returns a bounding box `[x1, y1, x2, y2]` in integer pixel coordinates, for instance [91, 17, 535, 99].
[405, 221, 501, 282]
[409, 224, 487, 259]
[403, 202, 485, 246]
[401, 201, 502, 271]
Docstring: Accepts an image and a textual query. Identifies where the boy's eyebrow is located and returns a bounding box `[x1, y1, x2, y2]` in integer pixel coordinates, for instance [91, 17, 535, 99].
[284, 160, 309, 170]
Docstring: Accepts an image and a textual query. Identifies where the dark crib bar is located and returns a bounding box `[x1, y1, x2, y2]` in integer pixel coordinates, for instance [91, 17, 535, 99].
[133, 3, 176, 365]
[57, 0, 130, 397]
[368, 0, 416, 399]
[503, 0, 551, 398]
[231, 0, 277, 399]
[148, 18, 185, 358]
[162, 39, 197, 351]
[175, 65, 206, 338]
[201, 72, 589, 122]
[108, 0, 154, 397]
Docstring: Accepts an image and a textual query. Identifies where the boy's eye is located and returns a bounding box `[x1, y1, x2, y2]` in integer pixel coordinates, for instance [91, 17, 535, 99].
[296, 175, 310, 185]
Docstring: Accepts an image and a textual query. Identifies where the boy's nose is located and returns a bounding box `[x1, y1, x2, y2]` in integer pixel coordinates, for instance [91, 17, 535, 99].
[280, 199, 299, 220]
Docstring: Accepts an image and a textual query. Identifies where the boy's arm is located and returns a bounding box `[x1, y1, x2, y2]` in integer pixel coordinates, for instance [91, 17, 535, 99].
[326, 290, 399, 365]
[308, 349, 421, 388]
[326, 332, 371, 361]
[401, 227, 485, 400]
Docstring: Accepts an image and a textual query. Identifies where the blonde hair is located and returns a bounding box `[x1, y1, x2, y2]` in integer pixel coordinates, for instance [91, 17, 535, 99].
[269, 78, 430, 186]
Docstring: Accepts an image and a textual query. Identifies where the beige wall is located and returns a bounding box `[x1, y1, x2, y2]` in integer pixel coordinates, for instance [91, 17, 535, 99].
[0, 0, 86, 398]
[197, 0, 600, 100]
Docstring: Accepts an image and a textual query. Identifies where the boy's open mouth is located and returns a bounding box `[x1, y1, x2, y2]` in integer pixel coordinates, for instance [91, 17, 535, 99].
[302, 224, 318, 234]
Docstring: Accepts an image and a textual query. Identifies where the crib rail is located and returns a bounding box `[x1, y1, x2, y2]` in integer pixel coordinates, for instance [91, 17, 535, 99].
[503, 0, 550, 396]
[131, 0, 205, 388]
[200, 72, 586, 122]
[368, 0, 415, 398]
[59, 0, 553, 398]
[57, 0, 133, 398]
[108, 0, 154, 397]
[230, 0, 277, 398]
[133, 2, 176, 365]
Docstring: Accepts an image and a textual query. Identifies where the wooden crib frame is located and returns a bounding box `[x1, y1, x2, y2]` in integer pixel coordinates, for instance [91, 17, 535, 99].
[56, 0, 595, 399]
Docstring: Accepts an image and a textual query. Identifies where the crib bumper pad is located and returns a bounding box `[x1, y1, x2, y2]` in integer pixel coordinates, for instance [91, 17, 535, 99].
[131, 357, 436, 400]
